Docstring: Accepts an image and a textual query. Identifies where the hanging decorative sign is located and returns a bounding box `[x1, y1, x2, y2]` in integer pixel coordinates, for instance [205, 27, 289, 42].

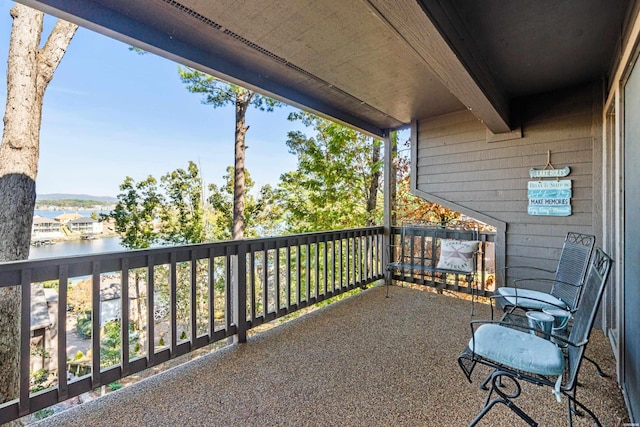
[528, 180, 572, 216]
[529, 166, 570, 178]
[527, 151, 572, 216]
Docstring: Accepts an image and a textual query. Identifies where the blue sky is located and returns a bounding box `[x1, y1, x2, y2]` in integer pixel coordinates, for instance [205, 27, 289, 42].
[0, 0, 306, 198]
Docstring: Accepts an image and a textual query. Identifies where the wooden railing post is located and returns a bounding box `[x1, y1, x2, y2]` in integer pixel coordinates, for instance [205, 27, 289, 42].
[233, 243, 247, 343]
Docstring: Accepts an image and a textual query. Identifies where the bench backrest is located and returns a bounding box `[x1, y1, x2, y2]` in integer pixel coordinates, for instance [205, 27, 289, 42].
[395, 224, 479, 267]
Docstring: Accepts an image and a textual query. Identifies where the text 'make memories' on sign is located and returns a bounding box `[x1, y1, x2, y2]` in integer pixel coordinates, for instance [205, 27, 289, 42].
[527, 180, 572, 216]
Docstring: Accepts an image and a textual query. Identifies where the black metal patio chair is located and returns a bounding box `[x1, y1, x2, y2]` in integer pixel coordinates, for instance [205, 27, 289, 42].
[457, 248, 612, 427]
[492, 232, 595, 315]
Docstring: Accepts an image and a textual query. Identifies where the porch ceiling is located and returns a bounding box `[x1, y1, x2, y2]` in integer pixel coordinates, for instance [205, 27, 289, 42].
[20, 0, 629, 137]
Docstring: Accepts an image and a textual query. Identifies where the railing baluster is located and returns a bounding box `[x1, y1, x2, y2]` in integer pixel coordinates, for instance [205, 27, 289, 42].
[305, 242, 311, 302]
[235, 244, 247, 343]
[170, 252, 177, 354]
[296, 242, 302, 306]
[339, 237, 344, 290]
[91, 261, 101, 387]
[364, 233, 369, 283]
[208, 249, 215, 338]
[275, 243, 281, 312]
[315, 241, 320, 298]
[323, 239, 328, 296]
[120, 259, 130, 376]
[190, 250, 197, 345]
[286, 245, 291, 310]
[262, 248, 268, 318]
[147, 255, 155, 365]
[250, 249, 256, 322]
[58, 265, 69, 399]
[19, 270, 31, 416]
[225, 248, 232, 334]
[353, 234, 358, 286]
[346, 235, 351, 288]
[331, 239, 336, 293]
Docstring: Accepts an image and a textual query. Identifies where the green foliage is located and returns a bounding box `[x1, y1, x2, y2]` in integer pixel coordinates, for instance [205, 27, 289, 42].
[108, 162, 208, 246]
[159, 161, 205, 244]
[208, 167, 284, 239]
[103, 175, 162, 250]
[36, 199, 112, 209]
[178, 67, 283, 112]
[392, 135, 462, 225]
[30, 368, 49, 393]
[107, 381, 123, 391]
[41, 280, 59, 290]
[76, 311, 92, 339]
[30, 345, 50, 360]
[31, 368, 48, 385]
[100, 320, 139, 369]
[178, 66, 284, 241]
[33, 408, 55, 420]
[276, 112, 383, 232]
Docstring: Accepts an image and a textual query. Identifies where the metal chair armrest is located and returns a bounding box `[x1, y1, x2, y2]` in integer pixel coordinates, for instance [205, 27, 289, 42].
[512, 278, 580, 288]
[492, 292, 569, 312]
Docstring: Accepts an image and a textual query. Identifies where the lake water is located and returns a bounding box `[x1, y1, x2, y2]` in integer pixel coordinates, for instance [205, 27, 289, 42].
[29, 236, 126, 259]
[30, 210, 123, 259]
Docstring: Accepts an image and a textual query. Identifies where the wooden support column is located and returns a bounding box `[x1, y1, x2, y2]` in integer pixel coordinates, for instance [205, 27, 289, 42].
[383, 130, 392, 286]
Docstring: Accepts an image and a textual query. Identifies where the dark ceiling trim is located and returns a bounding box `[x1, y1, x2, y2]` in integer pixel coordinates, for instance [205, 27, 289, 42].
[365, 0, 511, 133]
[416, 0, 510, 128]
[18, 0, 389, 138]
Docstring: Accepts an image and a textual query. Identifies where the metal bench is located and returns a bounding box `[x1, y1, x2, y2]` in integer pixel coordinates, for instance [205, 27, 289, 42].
[386, 224, 482, 303]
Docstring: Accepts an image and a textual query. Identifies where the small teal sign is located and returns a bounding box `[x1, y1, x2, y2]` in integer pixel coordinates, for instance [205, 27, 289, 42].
[528, 180, 572, 216]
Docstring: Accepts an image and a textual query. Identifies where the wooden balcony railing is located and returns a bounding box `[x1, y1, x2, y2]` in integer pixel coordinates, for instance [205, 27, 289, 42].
[0, 227, 384, 424]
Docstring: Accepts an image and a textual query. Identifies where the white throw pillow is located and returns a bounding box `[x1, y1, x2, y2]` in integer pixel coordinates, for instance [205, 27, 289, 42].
[436, 239, 480, 273]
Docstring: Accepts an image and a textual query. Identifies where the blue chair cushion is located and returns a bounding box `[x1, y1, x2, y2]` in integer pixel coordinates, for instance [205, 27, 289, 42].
[470, 324, 565, 377]
[496, 287, 568, 311]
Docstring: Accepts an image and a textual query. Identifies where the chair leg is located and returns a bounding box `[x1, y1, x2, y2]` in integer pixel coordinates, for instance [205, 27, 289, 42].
[470, 371, 537, 427]
[564, 390, 602, 427]
[479, 369, 503, 390]
[568, 386, 583, 417]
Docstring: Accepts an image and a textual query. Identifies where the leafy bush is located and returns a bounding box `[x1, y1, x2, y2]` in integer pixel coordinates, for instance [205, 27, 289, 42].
[107, 381, 123, 391]
[33, 408, 54, 420]
[76, 311, 92, 339]
[30, 368, 49, 392]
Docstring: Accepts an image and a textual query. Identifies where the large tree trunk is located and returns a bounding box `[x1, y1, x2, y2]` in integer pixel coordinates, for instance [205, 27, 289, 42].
[0, 3, 77, 411]
[232, 90, 252, 240]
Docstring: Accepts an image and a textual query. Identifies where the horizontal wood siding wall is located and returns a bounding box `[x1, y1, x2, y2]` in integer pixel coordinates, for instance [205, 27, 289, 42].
[415, 83, 601, 286]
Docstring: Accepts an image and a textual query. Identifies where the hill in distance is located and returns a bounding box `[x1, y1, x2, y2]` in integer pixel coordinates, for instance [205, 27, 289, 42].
[37, 193, 117, 203]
